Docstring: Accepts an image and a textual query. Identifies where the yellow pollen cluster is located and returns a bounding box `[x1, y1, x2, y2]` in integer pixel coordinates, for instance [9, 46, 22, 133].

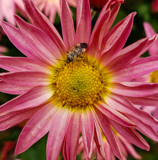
[53, 60, 106, 108]
[150, 70, 158, 83]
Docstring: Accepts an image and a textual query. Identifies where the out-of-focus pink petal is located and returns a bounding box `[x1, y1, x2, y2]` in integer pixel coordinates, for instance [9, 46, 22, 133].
[106, 94, 158, 128]
[112, 55, 158, 82]
[81, 110, 94, 159]
[0, 80, 31, 95]
[47, 109, 71, 160]
[144, 22, 158, 56]
[1, 22, 35, 59]
[0, 71, 51, 87]
[0, 56, 50, 73]
[15, 16, 61, 65]
[96, 103, 135, 127]
[0, 46, 8, 53]
[109, 83, 158, 97]
[67, 0, 77, 6]
[107, 36, 157, 71]
[0, 107, 39, 131]
[0, 85, 53, 114]
[111, 120, 149, 150]
[1, 0, 15, 24]
[63, 112, 80, 160]
[75, 0, 91, 44]
[61, 0, 75, 50]
[119, 136, 142, 159]
[99, 12, 136, 65]
[15, 103, 58, 155]
[23, 0, 66, 53]
[94, 109, 122, 159]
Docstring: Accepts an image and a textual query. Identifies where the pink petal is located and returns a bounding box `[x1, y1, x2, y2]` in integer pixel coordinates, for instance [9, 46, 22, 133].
[75, 0, 91, 44]
[15, 16, 61, 65]
[96, 103, 135, 127]
[127, 114, 158, 141]
[99, 12, 136, 65]
[47, 109, 71, 160]
[0, 85, 53, 114]
[112, 55, 158, 82]
[88, 9, 110, 57]
[94, 109, 122, 159]
[63, 112, 80, 160]
[88, 2, 121, 60]
[144, 22, 158, 56]
[61, 0, 75, 50]
[1, 22, 35, 59]
[103, 2, 121, 39]
[0, 107, 39, 131]
[107, 36, 157, 71]
[15, 103, 58, 155]
[0, 56, 50, 73]
[110, 120, 149, 150]
[92, 113, 106, 159]
[103, 142, 115, 160]
[23, 0, 66, 53]
[129, 96, 158, 107]
[0, 71, 51, 87]
[109, 83, 158, 97]
[106, 94, 158, 128]
[119, 136, 142, 159]
[0, 80, 31, 95]
[81, 110, 94, 159]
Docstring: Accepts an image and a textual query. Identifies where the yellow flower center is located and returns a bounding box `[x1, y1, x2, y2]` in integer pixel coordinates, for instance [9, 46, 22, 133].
[52, 58, 110, 109]
[150, 70, 158, 83]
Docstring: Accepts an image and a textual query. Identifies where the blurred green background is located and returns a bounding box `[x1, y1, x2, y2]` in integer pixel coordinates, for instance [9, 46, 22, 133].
[0, 0, 158, 159]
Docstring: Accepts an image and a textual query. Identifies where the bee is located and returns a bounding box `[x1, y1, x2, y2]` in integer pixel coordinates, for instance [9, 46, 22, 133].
[66, 43, 88, 63]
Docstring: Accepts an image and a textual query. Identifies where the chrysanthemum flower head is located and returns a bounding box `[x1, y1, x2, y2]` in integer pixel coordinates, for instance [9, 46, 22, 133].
[1, 0, 158, 160]
[0, 0, 24, 25]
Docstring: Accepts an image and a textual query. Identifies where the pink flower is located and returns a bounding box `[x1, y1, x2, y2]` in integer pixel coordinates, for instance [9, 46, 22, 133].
[32, 0, 76, 22]
[152, 0, 158, 12]
[0, 0, 24, 25]
[1, 0, 158, 160]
